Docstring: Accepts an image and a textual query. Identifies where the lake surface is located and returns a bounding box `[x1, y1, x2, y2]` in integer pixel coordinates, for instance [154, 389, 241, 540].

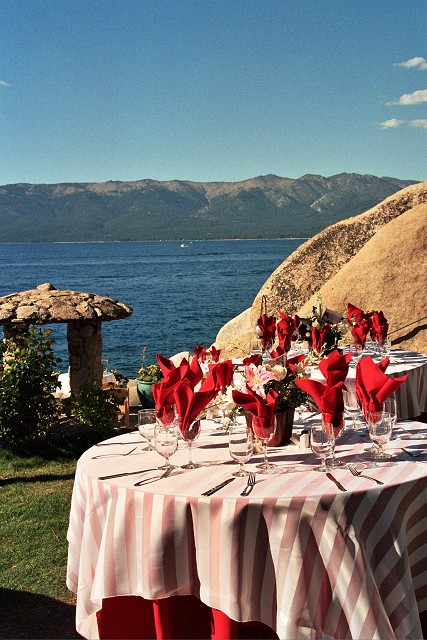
[0, 240, 304, 378]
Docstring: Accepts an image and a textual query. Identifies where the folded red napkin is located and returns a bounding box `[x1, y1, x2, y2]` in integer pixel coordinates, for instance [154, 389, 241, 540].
[243, 354, 262, 366]
[371, 311, 389, 345]
[156, 353, 175, 375]
[270, 345, 285, 359]
[295, 377, 346, 432]
[257, 313, 276, 349]
[347, 303, 365, 325]
[277, 312, 299, 353]
[194, 345, 207, 362]
[210, 345, 221, 362]
[286, 353, 308, 373]
[174, 378, 217, 438]
[200, 360, 234, 394]
[232, 387, 278, 440]
[355, 356, 407, 414]
[154, 354, 204, 397]
[318, 349, 352, 385]
[350, 318, 371, 347]
[311, 325, 331, 352]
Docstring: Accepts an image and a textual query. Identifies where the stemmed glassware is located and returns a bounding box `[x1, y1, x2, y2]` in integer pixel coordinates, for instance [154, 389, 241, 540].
[384, 396, 397, 430]
[321, 412, 345, 468]
[351, 343, 363, 365]
[154, 422, 179, 470]
[363, 406, 383, 454]
[294, 402, 308, 425]
[310, 424, 333, 472]
[228, 419, 254, 476]
[179, 418, 202, 469]
[367, 412, 392, 458]
[137, 409, 156, 451]
[343, 390, 361, 430]
[252, 415, 279, 474]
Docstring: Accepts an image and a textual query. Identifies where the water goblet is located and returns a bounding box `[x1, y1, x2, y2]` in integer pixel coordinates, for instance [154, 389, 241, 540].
[384, 396, 397, 430]
[228, 419, 254, 477]
[252, 415, 280, 474]
[321, 412, 345, 468]
[343, 390, 361, 430]
[294, 402, 308, 425]
[154, 422, 178, 470]
[363, 406, 384, 454]
[351, 343, 363, 365]
[137, 409, 156, 451]
[179, 418, 202, 469]
[310, 424, 333, 472]
[368, 413, 392, 458]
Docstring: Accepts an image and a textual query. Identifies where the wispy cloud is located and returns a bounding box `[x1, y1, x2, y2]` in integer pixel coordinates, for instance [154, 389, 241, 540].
[387, 89, 427, 106]
[379, 118, 427, 129]
[394, 56, 427, 71]
[0, 80, 10, 87]
[379, 119, 405, 129]
[408, 119, 427, 128]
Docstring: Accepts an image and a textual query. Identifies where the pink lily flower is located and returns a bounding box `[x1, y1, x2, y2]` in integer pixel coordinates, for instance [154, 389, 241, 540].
[243, 363, 277, 398]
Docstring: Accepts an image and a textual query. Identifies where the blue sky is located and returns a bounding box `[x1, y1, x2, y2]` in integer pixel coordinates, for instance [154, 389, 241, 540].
[1, 0, 426, 185]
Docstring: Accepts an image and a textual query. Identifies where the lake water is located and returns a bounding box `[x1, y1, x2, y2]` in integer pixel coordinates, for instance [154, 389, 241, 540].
[0, 239, 304, 378]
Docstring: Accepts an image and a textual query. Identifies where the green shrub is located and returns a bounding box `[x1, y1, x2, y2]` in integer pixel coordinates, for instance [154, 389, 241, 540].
[0, 324, 62, 448]
[70, 378, 120, 433]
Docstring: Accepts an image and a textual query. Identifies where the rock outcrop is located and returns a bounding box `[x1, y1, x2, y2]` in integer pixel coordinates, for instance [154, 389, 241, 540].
[297, 203, 427, 353]
[215, 181, 427, 357]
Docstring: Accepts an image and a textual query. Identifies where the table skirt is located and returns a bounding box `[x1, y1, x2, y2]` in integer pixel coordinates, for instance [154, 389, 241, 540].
[96, 595, 279, 639]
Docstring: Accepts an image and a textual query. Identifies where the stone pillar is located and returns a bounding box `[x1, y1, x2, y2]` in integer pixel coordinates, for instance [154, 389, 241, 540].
[67, 320, 103, 394]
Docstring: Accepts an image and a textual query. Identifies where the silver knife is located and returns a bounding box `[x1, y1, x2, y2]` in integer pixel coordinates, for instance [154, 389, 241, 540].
[326, 472, 347, 492]
[99, 467, 158, 480]
[202, 477, 235, 496]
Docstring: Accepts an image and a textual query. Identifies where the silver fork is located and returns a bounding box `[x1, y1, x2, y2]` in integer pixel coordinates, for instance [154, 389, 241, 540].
[240, 472, 256, 496]
[134, 465, 174, 486]
[348, 465, 384, 485]
[92, 446, 137, 459]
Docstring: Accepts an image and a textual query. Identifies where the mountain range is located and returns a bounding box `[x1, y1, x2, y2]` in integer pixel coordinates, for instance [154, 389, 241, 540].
[0, 173, 418, 242]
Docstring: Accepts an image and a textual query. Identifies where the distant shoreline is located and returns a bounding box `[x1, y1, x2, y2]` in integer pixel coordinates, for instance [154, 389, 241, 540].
[0, 237, 310, 246]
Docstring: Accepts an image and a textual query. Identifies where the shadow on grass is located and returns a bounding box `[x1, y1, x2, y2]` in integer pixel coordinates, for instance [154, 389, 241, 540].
[0, 472, 76, 487]
[0, 588, 82, 639]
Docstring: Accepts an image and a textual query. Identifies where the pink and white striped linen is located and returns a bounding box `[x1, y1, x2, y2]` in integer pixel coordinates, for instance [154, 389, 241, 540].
[311, 349, 427, 419]
[67, 421, 427, 639]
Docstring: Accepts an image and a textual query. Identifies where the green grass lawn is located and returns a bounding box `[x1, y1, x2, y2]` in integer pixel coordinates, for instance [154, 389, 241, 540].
[0, 447, 77, 603]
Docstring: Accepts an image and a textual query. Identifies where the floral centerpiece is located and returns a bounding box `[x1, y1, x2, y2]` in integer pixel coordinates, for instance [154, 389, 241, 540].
[297, 297, 347, 359]
[232, 359, 309, 446]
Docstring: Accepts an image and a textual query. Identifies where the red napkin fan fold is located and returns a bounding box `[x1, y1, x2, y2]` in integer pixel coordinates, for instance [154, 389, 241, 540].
[318, 349, 352, 386]
[277, 312, 299, 353]
[232, 388, 278, 440]
[355, 356, 407, 413]
[200, 360, 234, 394]
[257, 313, 276, 349]
[174, 379, 217, 438]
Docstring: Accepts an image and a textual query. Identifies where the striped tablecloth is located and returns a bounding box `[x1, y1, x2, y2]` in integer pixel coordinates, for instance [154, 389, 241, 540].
[67, 419, 427, 639]
[310, 349, 427, 419]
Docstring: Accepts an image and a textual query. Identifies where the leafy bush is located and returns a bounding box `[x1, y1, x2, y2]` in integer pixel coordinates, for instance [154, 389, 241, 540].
[70, 378, 120, 433]
[0, 324, 62, 448]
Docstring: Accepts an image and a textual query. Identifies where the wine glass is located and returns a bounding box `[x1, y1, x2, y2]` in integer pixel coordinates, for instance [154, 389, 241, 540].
[310, 424, 332, 472]
[154, 422, 178, 470]
[363, 406, 384, 454]
[321, 413, 345, 468]
[384, 396, 397, 430]
[179, 418, 202, 469]
[252, 415, 279, 474]
[229, 419, 254, 476]
[294, 402, 308, 425]
[351, 343, 363, 365]
[368, 412, 392, 458]
[343, 390, 361, 430]
[137, 409, 156, 451]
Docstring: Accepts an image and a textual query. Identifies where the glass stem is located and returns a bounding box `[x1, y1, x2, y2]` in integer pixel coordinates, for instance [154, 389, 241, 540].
[263, 440, 268, 466]
[188, 442, 193, 465]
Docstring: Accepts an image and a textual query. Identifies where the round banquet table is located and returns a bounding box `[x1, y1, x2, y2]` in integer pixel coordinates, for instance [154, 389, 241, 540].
[308, 348, 427, 420]
[67, 419, 427, 640]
